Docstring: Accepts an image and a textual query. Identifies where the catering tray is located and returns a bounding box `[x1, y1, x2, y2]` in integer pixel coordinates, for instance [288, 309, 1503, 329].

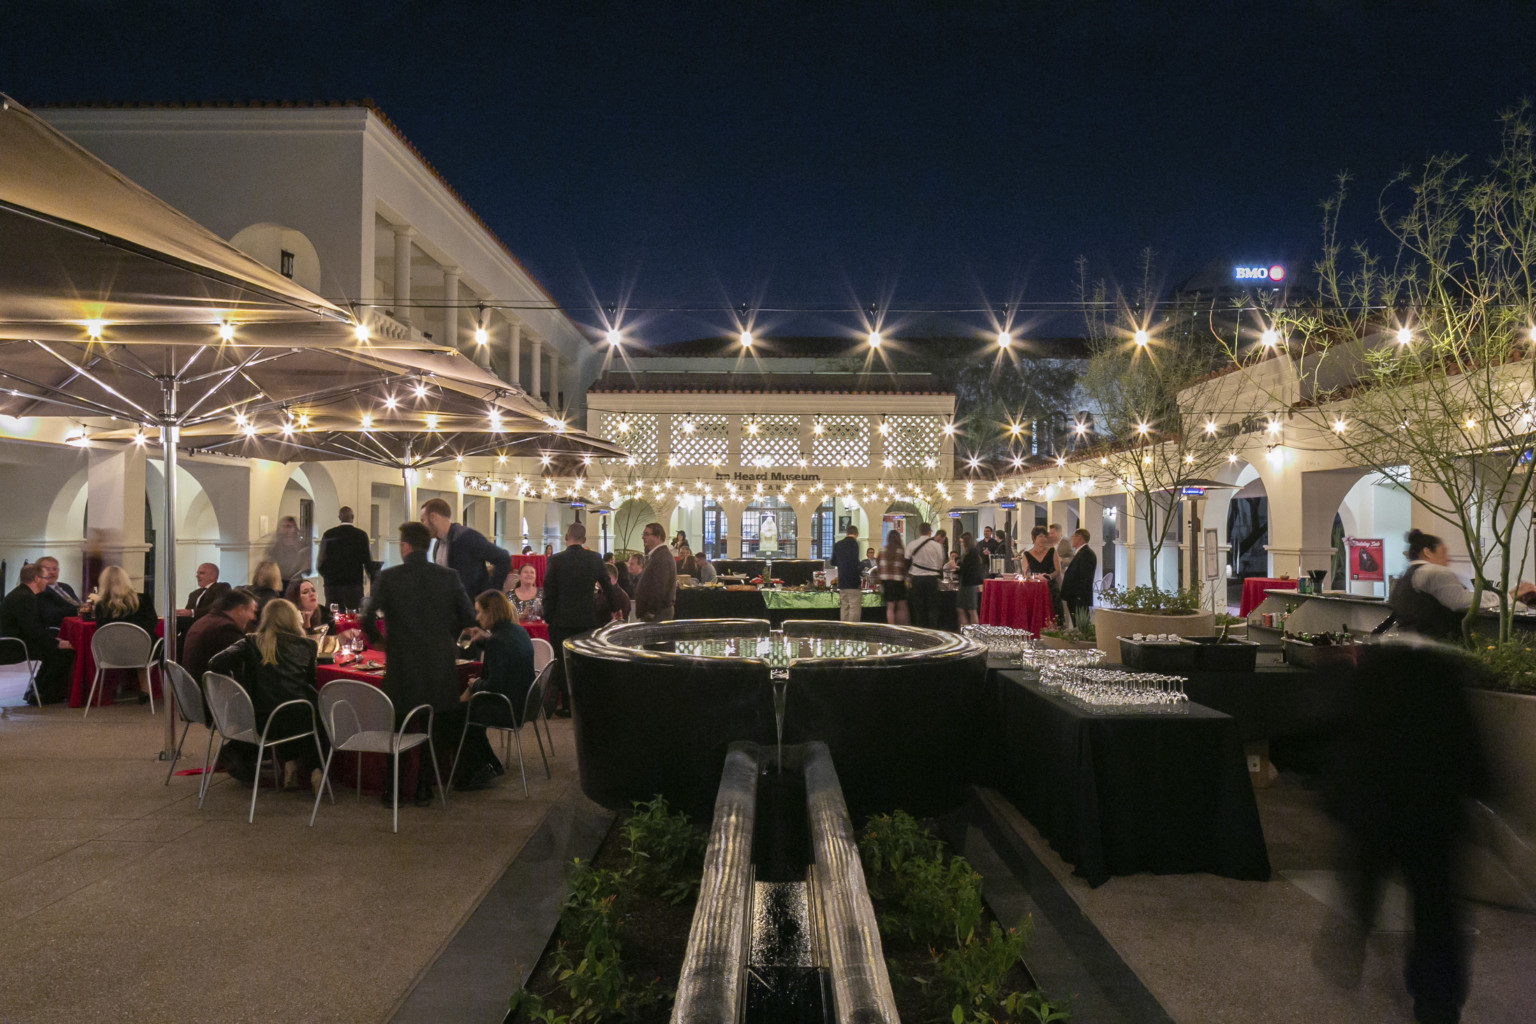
[1185, 636, 1260, 672]
[1117, 636, 1199, 672]
[1282, 637, 1362, 670]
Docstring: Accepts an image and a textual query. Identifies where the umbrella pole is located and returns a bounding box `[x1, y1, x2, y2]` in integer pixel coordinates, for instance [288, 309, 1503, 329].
[158, 382, 179, 760]
[402, 465, 415, 524]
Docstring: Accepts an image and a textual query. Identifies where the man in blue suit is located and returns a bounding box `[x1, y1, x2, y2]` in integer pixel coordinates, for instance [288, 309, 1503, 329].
[419, 497, 512, 598]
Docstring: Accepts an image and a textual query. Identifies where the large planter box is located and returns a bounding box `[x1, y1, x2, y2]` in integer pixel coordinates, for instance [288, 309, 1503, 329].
[1187, 636, 1260, 672]
[1117, 637, 1199, 673]
[1091, 608, 1214, 664]
[1466, 689, 1536, 836]
[1281, 637, 1361, 671]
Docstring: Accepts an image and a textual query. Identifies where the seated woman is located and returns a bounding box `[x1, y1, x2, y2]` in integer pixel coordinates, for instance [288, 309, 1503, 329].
[84, 565, 158, 704]
[457, 590, 537, 790]
[678, 545, 699, 580]
[1387, 528, 1532, 639]
[505, 562, 544, 621]
[208, 598, 322, 790]
[248, 560, 284, 614]
[282, 577, 334, 635]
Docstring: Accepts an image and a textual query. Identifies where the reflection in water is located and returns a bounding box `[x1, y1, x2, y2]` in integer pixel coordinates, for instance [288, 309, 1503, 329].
[639, 637, 914, 663]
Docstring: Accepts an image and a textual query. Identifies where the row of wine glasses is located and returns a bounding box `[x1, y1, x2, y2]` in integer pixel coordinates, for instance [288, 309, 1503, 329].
[1038, 665, 1191, 714]
[1019, 646, 1104, 671]
[961, 624, 1036, 656]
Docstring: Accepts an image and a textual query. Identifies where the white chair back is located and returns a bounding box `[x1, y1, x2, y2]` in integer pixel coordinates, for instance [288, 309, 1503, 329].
[202, 671, 257, 743]
[530, 637, 554, 673]
[164, 662, 205, 726]
[318, 679, 395, 750]
[92, 622, 153, 669]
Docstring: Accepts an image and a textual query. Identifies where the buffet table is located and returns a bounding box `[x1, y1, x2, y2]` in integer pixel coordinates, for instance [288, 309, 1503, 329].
[1239, 577, 1297, 617]
[991, 669, 1270, 887]
[978, 579, 1055, 635]
[674, 587, 884, 627]
[59, 615, 165, 708]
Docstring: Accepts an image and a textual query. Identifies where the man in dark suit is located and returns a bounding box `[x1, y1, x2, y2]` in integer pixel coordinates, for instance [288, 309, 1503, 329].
[176, 563, 232, 634]
[543, 521, 624, 716]
[1, 564, 76, 704]
[33, 556, 80, 631]
[361, 521, 476, 806]
[419, 497, 512, 598]
[634, 522, 678, 622]
[317, 506, 372, 611]
[1060, 528, 1098, 627]
[181, 588, 258, 684]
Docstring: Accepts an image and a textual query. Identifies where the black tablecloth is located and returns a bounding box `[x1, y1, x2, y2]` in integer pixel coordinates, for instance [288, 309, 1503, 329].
[673, 588, 887, 627]
[1179, 664, 1342, 742]
[991, 669, 1270, 887]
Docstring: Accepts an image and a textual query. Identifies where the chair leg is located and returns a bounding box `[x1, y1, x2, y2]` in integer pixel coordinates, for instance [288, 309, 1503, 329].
[391, 746, 401, 834]
[27, 661, 42, 709]
[539, 703, 555, 757]
[527, 715, 551, 779]
[448, 714, 472, 794]
[427, 735, 447, 812]
[309, 747, 336, 827]
[312, 732, 334, 804]
[508, 724, 529, 798]
[140, 667, 155, 716]
[248, 740, 268, 824]
[164, 720, 191, 785]
[198, 734, 222, 808]
[83, 668, 103, 718]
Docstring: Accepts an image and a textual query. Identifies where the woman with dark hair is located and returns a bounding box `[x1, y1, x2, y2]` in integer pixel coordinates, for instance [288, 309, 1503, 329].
[283, 577, 334, 635]
[878, 530, 909, 625]
[1386, 529, 1523, 638]
[208, 599, 321, 790]
[456, 590, 537, 790]
[956, 532, 985, 628]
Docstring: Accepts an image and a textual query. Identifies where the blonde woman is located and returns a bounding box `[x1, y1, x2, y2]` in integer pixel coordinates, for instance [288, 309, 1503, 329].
[208, 598, 321, 790]
[249, 560, 284, 613]
[86, 565, 157, 703]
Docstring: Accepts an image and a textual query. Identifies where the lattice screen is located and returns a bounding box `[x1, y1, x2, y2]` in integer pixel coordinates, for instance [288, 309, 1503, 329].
[811, 414, 870, 467]
[597, 411, 657, 465]
[741, 414, 802, 468]
[670, 412, 728, 466]
[885, 415, 943, 468]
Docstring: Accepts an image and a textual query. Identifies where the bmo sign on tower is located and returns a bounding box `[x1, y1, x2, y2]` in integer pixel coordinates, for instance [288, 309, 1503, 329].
[1234, 264, 1286, 283]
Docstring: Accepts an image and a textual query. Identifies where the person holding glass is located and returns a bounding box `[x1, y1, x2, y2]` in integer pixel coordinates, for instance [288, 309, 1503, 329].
[282, 577, 334, 636]
[456, 590, 536, 791]
[505, 563, 544, 621]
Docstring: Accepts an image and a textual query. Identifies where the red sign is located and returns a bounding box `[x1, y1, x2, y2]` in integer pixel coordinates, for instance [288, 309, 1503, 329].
[1348, 538, 1384, 582]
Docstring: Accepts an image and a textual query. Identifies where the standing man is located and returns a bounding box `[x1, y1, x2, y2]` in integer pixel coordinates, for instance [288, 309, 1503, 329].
[634, 522, 678, 622]
[177, 562, 231, 632]
[543, 521, 624, 716]
[829, 524, 864, 623]
[1060, 528, 1098, 628]
[317, 506, 372, 611]
[420, 497, 512, 597]
[1, 564, 75, 704]
[906, 522, 946, 629]
[361, 521, 476, 807]
[624, 553, 644, 600]
[33, 556, 80, 630]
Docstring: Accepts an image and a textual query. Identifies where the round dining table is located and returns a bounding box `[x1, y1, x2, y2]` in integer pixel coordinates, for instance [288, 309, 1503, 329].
[978, 578, 1056, 635]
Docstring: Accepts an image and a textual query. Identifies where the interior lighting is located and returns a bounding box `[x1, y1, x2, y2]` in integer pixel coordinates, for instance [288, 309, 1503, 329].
[234, 413, 247, 427]
[384, 394, 397, 410]
[243, 423, 258, 438]
[1011, 456, 1023, 468]
[84, 319, 105, 340]
[218, 322, 236, 342]
[281, 420, 294, 436]
[353, 322, 369, 343]
[474, 325, 489, 346]
[425, 414, 439, 431]
[868, 330, 883, 349]
[740, 329, 753, 348]
[360, 414, 372, 430]
[1009, 421, 1023, 437]
[1396, 327, 1413, 346]
[1100, 456, 1108, 465]
[297, 413, 309, 428]
[1133, 329, 1150, 348]
[540, 453, 552, 466]
[414, 382, 428, 398]
[997, 330, 1013, 350]
[132, 431, 146, 446]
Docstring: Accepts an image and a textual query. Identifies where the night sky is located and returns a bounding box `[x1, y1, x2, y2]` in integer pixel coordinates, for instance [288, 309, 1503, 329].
[7, 1, 1535, 344]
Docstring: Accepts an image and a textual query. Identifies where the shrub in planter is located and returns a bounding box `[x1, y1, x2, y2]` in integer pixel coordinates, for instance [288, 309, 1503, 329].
[1093, 586, 1214, 663]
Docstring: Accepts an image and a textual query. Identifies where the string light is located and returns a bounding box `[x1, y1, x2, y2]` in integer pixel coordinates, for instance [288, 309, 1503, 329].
[740, 329, 754, 348]
[1396, 327, 1413, 346]
[1133, 329, 1150, 348]
[218, 321, 236, 342]
[1205, 420, 1217, 435]
[474, 324, 489, 346]
[353, 322, 369, 343]
[360, 414, 372, 430]
[867, 330, 883, 349]
[84, 319, 105, 340]
[1332, 418, 1347, 433]
[606, 328, 622, 348]
[414, 381, 428, 398]
[997, 330, 1013, 350]
[1260, 328, 1280, 349]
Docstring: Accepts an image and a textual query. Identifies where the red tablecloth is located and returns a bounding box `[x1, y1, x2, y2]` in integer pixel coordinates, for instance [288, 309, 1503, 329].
[978, 579, 1056, 635]
[60, 616, 166, 708]
[1239, 577, 1298, 617]
[314, 649, 479, 795]
[511, 554, 547, 587]
[521, 620, 549, 643]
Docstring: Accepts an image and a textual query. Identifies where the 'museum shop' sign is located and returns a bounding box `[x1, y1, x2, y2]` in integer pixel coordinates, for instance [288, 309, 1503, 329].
[717, 471, 822, 483]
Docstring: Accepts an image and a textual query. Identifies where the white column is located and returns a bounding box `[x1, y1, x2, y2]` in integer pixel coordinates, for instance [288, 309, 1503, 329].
[530, 338, 543, 401]
[548, 350, 560, 408]
[507, 318, 522, 387]
[442, 266, 461, 351]
[392, 227, 415, 326]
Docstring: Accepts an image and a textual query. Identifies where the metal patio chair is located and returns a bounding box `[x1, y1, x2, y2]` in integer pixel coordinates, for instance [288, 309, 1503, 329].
[201, 671, 331, 823]
[161, 661, 209, 786]
[83, 621, 154, 717]
[310, 680, 444, 833]
[449, 662, 555, 799]
[0, 636, 44, 708]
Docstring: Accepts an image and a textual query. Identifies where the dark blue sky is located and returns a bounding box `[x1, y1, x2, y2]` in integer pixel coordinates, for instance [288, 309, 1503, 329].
[8, 1, 1535, 343]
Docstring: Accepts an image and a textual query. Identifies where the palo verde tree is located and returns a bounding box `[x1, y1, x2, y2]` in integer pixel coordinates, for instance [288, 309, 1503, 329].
[1231, 103, 1536, 645]
[1077, 250, 1233, 599]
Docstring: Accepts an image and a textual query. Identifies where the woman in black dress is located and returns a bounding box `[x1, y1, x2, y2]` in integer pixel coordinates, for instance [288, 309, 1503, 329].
[1022, 526, 1062, 621]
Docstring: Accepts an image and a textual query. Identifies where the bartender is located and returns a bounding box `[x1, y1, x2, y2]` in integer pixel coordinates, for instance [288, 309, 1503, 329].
[1387, 529, 1533, 638]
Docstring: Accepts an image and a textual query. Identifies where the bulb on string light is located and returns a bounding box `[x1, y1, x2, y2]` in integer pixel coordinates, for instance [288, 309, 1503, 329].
[997, 330, 1013, 350]
[1133, 329, 1150, 348]
[1333, 419, 1347, 433]
[360, 414, 372, 430]
[1260, 328, 1280, 349]
[353, 322, 369, 343]
[606, 328, 622, 348]
[867, 330, 883, 349]
[384, 394, 397, 410]
[740, 329, 753, 348]
[474, 325, 489, 346]
[414, 382, 428, 398]
[1205, 420, 1217, 435]
[84, 319, 106, 340]
[218, 322, 236, 342]
[1396, 327, 1413, 346]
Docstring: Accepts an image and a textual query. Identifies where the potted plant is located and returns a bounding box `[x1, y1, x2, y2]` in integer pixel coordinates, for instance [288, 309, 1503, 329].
[1093, 584, 1215, 664]
[1039, 608, 1098, 650]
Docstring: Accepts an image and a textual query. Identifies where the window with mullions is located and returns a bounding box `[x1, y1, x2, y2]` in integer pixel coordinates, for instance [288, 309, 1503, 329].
[701, 500, 727, 559]
[741, 497, 797, 558]
[810, 501, 835, 560]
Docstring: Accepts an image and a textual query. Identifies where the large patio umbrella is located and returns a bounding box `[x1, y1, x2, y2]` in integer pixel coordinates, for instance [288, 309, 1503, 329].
[0, 95, 607, 754]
